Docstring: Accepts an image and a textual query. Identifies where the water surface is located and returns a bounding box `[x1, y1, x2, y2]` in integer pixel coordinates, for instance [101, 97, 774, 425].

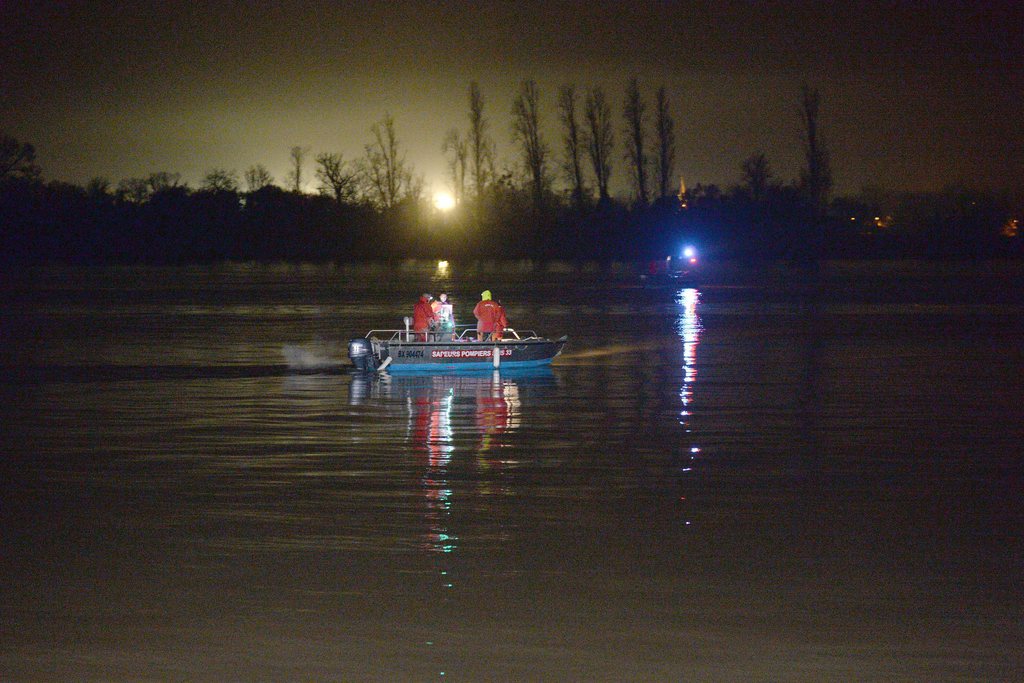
[2, 261, 1022, 680]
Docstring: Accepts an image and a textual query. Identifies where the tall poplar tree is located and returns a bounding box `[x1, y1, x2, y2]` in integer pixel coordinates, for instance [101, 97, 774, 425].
[511, 79, 550, 212]
[654, 86, 676, 200]
[799, 84, 832, 218]
[558, 85, 586, 206]
[467, 81, 492, 203]
[622, 77, 649, 206]
[584, 86, 613, 202]
[442, 129, 468, 205]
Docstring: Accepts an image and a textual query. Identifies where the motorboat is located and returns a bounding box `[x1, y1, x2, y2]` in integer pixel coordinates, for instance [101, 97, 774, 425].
[640, 246, 700, 287]
[349, 323, 566, 372]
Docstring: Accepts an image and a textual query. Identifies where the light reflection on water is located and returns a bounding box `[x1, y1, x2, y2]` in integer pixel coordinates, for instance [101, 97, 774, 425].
[2, 262, 1023, 680]
[676, 288, 702, 522]
[677, 287, 701, 412]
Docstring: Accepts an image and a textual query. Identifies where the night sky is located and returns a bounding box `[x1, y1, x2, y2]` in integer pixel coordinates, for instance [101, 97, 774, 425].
[3, 1, 1021, 197]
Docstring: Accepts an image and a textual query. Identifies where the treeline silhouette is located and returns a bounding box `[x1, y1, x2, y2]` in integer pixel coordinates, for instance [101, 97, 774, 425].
[2, 87, 1020, 267]
[2, 168, 1019, 265]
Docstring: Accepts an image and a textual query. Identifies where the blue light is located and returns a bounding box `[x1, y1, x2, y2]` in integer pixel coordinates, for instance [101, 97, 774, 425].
[682, 246, 696, 259]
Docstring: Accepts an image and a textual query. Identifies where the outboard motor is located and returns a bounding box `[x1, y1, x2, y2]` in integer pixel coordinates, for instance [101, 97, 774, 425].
[348, 338, 378, 372]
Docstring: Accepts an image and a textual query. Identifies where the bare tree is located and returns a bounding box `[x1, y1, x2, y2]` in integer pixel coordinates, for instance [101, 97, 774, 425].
[558, 85, 586, 206]
[622, 77, 649, 206]
[0, 133, 40, 180]
[147, 171, 183, 193]
[799, 84, 832, 217]
[362, 113, 414, 210]
[467, 81, 493, 202]
[406, 174, 425, 205]
[201, 167, 239, 192]
[287, 145, 309, 193]
[86, 177, 111, 198]
[511, 79, 550, 212]
[116, 177, 150, 204]
[202, 168, 239, 192]
[202, 169, 237, 192]
[654, 86, 676, 200]
[244, 164, 274, 192]
[742, 152, 773, 203]
[315, 152, 358, 203]
[442, 129, 468, 205]
[584, 86, 614, 202]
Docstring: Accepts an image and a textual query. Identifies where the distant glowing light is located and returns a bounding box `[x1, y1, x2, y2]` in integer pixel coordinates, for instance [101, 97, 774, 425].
[437, 260, 449, 275]
[434, 191, 456, 211]
[683, 246, 696, 259]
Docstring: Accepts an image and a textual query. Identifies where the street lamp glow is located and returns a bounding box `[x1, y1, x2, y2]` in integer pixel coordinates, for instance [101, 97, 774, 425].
[434, 191, 456, 211]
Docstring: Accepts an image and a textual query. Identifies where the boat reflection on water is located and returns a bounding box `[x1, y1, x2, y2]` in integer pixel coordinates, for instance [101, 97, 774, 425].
[349, 368, 556, 553]
[409, 375, 459, 554]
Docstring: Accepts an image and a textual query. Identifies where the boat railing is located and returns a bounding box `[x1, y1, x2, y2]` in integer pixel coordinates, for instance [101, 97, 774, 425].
[366, 326, 540, 342]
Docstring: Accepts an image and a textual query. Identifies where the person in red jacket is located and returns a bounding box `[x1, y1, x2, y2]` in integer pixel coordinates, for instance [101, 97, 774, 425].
[473, 290, 501, 341]
[492, 300, 509, 340]
[412, 293, 437, 341]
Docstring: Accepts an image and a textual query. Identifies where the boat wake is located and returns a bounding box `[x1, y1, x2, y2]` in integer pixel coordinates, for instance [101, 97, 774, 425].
[1, 363, 299, 383]
[282, 343, 345, 371]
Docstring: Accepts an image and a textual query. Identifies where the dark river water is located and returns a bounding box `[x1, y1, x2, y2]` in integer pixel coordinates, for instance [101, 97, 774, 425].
[2, 261, 1022, 681]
